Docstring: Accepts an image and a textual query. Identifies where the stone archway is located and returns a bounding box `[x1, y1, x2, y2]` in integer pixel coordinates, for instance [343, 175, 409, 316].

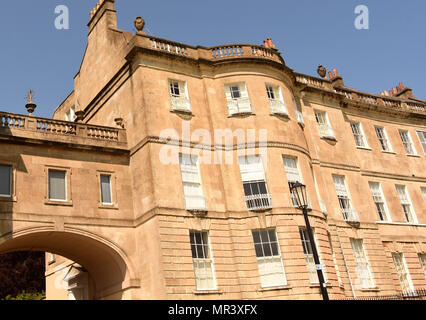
[0, 229, 139, 300]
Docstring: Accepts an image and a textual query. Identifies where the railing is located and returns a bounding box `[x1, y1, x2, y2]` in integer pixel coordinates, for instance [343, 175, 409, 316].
[406, 102, 426, 113]
[170, 95, 192, 112]
[0, 113, 26, 129]
[0, 111, 126, 146]
[342, 208, 359, 223]
[86, 125, 120, 141]
[185, 195, 208, 212]
[245, 193, 273, 211]
[296, 74, 326, 88]
[318, 124, 335, 139]
[37, 119, 77, 135]
[227, 98, 252, 116]
[150, 38, 187, 56]
[268, 100, 289, 116]
[212, 46, 243, 58]
[347, 288, 426, 300]
[251, 46, 274, 58]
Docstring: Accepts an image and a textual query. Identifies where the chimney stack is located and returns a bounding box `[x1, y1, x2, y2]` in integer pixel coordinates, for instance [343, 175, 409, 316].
[88, 0, 117, 35]
[391, 82, 414, 99]
[328, 67, 344, 87]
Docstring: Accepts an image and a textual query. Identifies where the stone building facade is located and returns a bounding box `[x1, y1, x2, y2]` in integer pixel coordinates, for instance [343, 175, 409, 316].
[0, 0, 425, 300]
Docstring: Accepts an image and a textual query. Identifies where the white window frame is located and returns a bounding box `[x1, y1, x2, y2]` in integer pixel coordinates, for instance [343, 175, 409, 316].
[422, 187, 426, 202]
[0, 165, 12, 198]
[294, 99, 304, 126]
[368, 182, 391, 222]
[266, 84, 288, 116]
[179, 154, 207, 211]
[392, 252, 414, 294]
[375, 126, 393, 153]
[399, 130, 417, 156]
[48, 169, 67, 202]
[252, 229, 287, 288]
[238, 155, 272, 211]
[350, 239, 375, 289]
[332, 175, 359, 223]
[419, 254, 426, 279]
[299, 228, 326, 284]
[169, 79, 192, 112]
[350, 122, 369, 149]
[100, 174, 113, 206]
[395, 185, 418, 224]
[416, 130, 426, 155]
[225, 82, 252, 116]
[328, 233, 343, 287]
[190, 231, 217, 291]
[283, 156, 311, 209]
[315, 110, 335, 139]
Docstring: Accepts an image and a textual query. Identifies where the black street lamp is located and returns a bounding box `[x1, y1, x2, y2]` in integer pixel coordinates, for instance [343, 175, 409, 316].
[290, 181, 329, 300]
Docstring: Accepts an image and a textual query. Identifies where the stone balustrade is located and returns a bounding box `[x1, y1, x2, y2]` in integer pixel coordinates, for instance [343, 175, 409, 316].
[0, 112, 127, 150]
[129, 34, 284, 65]
[297, 75, 426, 116]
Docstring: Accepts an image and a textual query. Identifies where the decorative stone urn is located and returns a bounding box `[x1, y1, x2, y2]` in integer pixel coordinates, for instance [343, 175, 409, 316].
[114, 117, 124, 128]
[25, 103, 37, 116]
[134, 16, 145, 33]
[317, 65, 327, 78]
[25, 90, 36, 116]
[75, 110, 85, 123]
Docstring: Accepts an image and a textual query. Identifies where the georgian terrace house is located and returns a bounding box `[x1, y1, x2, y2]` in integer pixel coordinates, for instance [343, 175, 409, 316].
[0, 0, 425, 300]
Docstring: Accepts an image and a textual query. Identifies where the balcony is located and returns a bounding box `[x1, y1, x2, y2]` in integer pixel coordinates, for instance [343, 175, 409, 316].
[342, 208, 359, 223]
[227, 98, 252, 116]
[0, 112, 127, 152]
[170, 95, 192, 113]
[185, 195, 208, 213]
[245, 193, 273, 211]
[268, 100, 289, 116]
[127, 35, 285, 67]
[318, 124, 336, 140]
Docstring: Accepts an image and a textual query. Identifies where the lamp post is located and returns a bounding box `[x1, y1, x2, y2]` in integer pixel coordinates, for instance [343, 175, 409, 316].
[290, 181, 329, 300]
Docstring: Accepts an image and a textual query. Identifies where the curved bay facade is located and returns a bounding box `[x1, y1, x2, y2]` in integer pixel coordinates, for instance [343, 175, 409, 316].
[1, 1, 425, 299]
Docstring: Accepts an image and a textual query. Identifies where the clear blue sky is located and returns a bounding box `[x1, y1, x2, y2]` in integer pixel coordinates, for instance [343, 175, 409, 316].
[0, 0, 425, 118]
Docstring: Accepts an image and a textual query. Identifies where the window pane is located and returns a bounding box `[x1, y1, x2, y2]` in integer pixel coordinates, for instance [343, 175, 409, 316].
[100, 175, 112, 204]
[254, 244, 264, 258]
[0, 165, 11, 196]
[49, 170, 66, 201]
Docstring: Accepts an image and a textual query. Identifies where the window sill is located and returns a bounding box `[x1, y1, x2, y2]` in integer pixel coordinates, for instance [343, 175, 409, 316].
[0, 196, 17, 202]
[98, 203, 119, 210]
[193, 289, 223, 295]
[360, 287, 380, 292]
[320, 136, 337, 142]
[381, 150, 396, 154]
[376, 221, 425, 227]
[406, 154, 421, 158]
[171, 108, 193, 115]
[228, 112, 255, 118]
[356, 146, 372, 151]
[270, 111, 290, 118]
[44, 200, 73, 207]
[257, 285, 291, 292]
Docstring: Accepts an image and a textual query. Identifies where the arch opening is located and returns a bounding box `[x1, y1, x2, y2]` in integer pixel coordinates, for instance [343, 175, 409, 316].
[0, 230, 136, 300]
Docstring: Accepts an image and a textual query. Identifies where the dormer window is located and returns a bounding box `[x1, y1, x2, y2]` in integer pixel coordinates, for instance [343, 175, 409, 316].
[266, 85, 288, 116]
[169, 80, 192, 113]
